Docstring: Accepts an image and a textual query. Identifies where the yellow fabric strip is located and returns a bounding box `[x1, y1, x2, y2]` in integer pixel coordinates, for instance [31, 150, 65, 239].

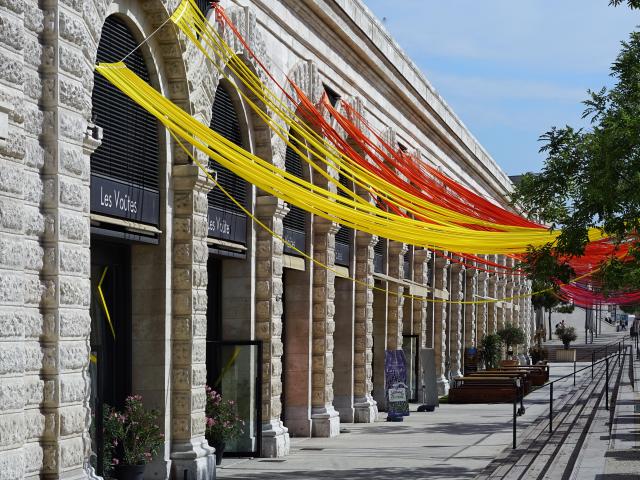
[97, 266, 116, 339]
[95, 61, 604, 254]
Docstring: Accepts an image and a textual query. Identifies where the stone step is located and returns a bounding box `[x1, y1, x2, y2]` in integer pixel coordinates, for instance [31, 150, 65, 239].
[476, 356, 622, 480]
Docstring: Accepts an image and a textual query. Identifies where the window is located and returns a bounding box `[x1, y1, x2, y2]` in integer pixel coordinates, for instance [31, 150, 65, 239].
[283, 143, 307, 254]
[207, 84, 248, 246]
[91, 15, 160, 226]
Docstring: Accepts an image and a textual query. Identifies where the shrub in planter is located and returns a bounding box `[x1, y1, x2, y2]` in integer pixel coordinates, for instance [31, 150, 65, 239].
[480, 334, 503, 369]
[555, 325, 578, 349]
[497, 322, 526, 357]
[103, 395, 164, 480]
[205, 387, 244, 465]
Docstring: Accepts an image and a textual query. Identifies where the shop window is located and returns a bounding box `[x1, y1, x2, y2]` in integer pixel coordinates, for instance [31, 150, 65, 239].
[91, 15, 160, 226]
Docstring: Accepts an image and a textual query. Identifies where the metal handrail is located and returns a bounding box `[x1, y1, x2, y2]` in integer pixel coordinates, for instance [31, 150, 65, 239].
[511, 341, 627, 449]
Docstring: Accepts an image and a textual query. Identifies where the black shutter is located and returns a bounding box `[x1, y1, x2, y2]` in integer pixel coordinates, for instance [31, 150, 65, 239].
[404, 249, 412, 280]
[283, 143, 307, 254]
[196, 0, 211, 15]
[374, 237, 385, 273]
[209, 86, 246, 214]
[207, 84, 248, 246]
[92, 16, 159, 192]
[335, 173, 352, 267]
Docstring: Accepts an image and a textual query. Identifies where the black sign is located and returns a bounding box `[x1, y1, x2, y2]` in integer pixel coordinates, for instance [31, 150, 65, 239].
[90, 175, 159, 226]
[283, 227, 306, 256]
[208, 207, 247, 245]
[335, 242, 351, 267]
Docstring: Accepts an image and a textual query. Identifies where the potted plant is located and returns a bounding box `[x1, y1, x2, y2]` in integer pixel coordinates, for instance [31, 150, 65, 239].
[528, 344, 547, 364]
[556, 325, 577, 349]
[205, 387, 244, 465]
[103, 395, 164, 480]
[479, 334, 503, 369]
[497, 322, 526, 363]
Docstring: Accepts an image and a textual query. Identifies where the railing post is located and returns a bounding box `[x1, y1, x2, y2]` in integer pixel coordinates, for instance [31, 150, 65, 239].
[549, 383, 554, 434]
[591, 351, 594, 379]
[605, 356, 609, 411]
[513, 396, 517, 449]
[573, 360, 576, 386]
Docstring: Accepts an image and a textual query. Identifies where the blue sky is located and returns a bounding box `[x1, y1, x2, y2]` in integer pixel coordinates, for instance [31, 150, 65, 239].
[362, 1, 640, 175]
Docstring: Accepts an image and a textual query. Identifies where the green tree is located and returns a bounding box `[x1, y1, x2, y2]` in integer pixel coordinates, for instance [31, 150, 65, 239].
[497, 322, 526, 355]
[512, 24, 640, 293]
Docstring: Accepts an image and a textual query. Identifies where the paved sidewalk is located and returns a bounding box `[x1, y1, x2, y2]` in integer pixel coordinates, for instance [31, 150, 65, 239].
[217, 364, 588, 480]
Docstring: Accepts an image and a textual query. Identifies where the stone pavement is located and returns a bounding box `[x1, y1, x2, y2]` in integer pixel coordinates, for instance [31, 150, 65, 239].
[216, 364, 589, 480]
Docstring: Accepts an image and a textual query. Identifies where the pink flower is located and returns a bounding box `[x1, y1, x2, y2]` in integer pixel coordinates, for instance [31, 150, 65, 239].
[112, 458, 120, 465]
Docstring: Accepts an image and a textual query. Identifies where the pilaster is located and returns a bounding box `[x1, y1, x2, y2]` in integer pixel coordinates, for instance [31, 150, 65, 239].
[386, 241, 408, 351]
[464, 267, 478, 349]
[433, 255, 449, 396]
[476, 271, 489, 342]
[170, 164, 215, 477]
[353, 232, 377, 423]
[310, 218, 340, 437]
[413, 249, 431, 349]
[448, 262, 464, 379]
[254, 195, 290, 456]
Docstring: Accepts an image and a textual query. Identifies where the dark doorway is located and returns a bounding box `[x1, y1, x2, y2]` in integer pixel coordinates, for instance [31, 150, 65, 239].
[90, 241, 132, 475]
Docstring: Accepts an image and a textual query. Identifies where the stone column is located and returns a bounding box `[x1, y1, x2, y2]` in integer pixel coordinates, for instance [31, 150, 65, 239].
[386, 241, 407, 351]
[448, 262, 464, 379]
[464, 267, 478, 350]
[311, 218, 340, 437]
[433, 255, 450, 395]
[413, 249, 431, 349]
[476, 271, 489, 344]
[505, 279, 515, 327]
[353, 232, 377, 423]
[171, 164, 215, 477]
[487, 273, 498, 335]
[254, 195, 290, 457]
[39, 2, 96, 474]
[496, 256, 507, 332]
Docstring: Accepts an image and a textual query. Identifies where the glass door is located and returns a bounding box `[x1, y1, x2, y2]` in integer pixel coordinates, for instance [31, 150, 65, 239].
[89, 241, 131, 475]
[207, 341, 262, 457]
[402, 335, 419, 402]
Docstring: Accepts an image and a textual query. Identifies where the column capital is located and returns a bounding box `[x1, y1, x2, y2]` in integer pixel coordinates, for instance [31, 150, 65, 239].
[256, 194, 289, 219]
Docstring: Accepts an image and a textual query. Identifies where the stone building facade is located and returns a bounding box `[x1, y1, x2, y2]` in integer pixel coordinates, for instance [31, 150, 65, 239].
[0, 0, 533, 479]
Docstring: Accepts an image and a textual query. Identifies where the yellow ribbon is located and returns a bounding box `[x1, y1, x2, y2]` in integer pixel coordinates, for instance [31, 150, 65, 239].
[97, 266, 116, 339]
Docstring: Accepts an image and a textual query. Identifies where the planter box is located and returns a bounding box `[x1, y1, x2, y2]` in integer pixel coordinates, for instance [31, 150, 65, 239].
[555, 349, 576, 362]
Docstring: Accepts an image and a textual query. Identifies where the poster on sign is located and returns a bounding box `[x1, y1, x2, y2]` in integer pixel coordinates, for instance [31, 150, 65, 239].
[385, 350, 409, 420]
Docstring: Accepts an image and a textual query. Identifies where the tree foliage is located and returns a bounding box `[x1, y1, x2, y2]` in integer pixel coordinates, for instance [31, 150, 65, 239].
[609, 0, 640, 8]
[497, 322, 526, 350]
[512, 25, 640, 292]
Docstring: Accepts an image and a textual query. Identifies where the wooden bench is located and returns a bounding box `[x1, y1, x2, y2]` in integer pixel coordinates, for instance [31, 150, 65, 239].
[448, 376, 520, 404]
[487, 367, 547, 387]
[469, 371, 531, 395]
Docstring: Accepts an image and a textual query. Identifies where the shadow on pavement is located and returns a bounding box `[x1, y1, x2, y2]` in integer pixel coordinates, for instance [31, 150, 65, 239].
[219, 465, 477, 479]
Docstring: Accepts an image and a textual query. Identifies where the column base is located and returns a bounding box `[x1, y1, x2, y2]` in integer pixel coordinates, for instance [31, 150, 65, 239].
[449, 368, 462, 379]
[353, 395, 378, 423]
[311, 406, 340, 437]
[437, 377, 450, 396]
[261, 420, 290, 458]
[334, 394, 355, 423]
[171, 437, 215, 480]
